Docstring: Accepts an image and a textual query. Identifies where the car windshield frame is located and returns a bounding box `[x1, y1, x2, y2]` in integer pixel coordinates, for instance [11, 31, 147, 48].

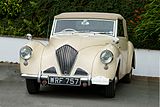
[51, 19, 117, 37]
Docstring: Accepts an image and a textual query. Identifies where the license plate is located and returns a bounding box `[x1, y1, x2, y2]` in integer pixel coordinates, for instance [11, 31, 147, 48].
[48, 76, 81, 86]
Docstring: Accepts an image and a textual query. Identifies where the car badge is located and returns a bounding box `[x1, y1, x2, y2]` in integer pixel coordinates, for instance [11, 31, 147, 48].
[64, 71, 68, 76]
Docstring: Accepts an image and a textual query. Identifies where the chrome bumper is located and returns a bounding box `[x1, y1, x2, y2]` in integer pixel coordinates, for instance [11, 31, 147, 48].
[21, 73, 91, 86]
[21, 74, 38, 79]
[21, 73, 110, 86]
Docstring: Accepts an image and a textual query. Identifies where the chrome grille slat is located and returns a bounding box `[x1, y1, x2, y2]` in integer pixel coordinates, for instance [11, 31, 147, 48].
[56, 45, 78, 75]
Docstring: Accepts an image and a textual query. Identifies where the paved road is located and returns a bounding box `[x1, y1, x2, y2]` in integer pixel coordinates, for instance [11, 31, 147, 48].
[0, 63, 159, 107]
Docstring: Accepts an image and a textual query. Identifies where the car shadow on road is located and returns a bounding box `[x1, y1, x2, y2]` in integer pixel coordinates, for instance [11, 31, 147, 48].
[37, 85, 106, 99]
[30, 82, 131, 100]
[28, 77, 159, 103]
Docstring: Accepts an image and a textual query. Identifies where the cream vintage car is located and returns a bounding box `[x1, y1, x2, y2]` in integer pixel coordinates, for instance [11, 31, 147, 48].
[20, 12, 135, 98]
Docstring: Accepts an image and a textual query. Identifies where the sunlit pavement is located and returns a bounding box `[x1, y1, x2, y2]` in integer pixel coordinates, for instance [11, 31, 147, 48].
[0, 63, 159, 107]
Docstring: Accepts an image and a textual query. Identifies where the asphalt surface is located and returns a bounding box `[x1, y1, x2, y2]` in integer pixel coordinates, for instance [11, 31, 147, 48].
[0, 63, 159, 107]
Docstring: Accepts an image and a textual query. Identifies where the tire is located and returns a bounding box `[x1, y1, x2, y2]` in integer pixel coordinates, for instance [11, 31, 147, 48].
[122, 69, 132, 83]
[26, 79, 40, 94]
[104, 78, 116, 98]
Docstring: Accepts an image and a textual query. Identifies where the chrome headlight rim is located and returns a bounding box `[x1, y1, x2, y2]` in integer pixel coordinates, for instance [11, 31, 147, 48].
[100, 50, 113, 64]
[20, 46, 32, 60]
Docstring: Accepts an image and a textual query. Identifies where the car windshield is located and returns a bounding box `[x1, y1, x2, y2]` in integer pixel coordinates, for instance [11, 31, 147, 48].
[53, 19, 115, 36]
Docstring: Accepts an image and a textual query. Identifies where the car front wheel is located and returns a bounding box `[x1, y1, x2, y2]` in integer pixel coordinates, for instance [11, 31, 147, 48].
[26, 79, 40, 94]
[104, 77, 116, 98]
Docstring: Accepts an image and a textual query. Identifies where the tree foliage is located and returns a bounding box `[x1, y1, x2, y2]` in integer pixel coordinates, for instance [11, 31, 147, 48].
[1, 0, 159, 49]
[0, 0, 22, 18]
[135, 0, 160, 49]
[0, 0, 24, 36]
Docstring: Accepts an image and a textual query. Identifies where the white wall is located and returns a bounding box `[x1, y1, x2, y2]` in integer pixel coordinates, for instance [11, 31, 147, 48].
[133, 49, 160, 77]
[0, 37, 159, 77]
[0, 37, 28, 63]
[0, 37, 47, 63]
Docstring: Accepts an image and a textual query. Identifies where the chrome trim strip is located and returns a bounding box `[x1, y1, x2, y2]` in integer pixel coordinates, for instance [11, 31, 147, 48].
[115, 19, 118, 37]
[51, 18, 57, 37]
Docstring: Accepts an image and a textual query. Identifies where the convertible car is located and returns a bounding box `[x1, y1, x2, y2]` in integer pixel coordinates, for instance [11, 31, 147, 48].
[20, 12, 135, 98]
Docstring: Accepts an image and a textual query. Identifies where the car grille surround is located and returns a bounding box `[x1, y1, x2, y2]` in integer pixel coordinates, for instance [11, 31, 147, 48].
[56, 45, 78, 75]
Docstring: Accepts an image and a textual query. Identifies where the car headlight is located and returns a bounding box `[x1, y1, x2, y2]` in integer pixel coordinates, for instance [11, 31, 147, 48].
[20, 46, 32, 60]
[100, 50, 113, 64]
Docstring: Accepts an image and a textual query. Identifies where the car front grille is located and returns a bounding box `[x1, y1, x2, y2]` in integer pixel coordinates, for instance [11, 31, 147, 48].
[56, 45, 78, 75]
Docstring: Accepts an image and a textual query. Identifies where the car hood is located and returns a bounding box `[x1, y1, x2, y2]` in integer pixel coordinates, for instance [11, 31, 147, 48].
[49, 33, 115, 51]
[41, 34, 117, 76]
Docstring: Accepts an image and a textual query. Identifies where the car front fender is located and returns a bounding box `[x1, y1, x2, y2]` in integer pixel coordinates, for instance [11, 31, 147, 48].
[127, 41, 135, 73]
[92, 44, 121, 80]
[20, 41, 45, 75]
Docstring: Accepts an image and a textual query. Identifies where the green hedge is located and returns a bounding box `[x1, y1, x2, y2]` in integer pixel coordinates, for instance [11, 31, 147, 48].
[135, 0, 160, 50]
[1, 0, 159, 50]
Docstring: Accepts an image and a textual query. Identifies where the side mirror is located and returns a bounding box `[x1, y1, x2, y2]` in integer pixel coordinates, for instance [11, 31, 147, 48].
[113, 37, 119, 44]
[26, 34, 32, 40]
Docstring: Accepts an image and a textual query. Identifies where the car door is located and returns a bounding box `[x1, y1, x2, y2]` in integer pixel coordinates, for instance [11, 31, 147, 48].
[117, 19, 128, 78]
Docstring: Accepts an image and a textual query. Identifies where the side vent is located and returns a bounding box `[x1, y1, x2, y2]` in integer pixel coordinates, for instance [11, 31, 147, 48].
[43, 67, 56, 74]
[74, 68, 88, 76]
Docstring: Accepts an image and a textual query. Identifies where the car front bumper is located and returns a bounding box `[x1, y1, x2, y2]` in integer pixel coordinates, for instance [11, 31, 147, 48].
[21, 73, 110, 86]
